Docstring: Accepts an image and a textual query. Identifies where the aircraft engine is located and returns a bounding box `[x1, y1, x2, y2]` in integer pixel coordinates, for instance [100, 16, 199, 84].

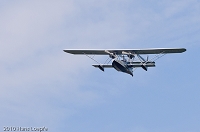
[105, 50, 116, 59]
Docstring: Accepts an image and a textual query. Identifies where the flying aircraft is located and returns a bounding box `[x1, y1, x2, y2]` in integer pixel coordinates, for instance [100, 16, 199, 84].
[63, 48, 186, 76]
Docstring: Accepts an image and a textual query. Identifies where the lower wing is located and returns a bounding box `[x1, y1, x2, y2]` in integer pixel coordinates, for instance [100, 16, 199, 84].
[92, 62, 155, 68]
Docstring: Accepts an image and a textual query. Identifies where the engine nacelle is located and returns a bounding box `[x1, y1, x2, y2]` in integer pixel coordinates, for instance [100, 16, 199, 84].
[105, 50, 117, 59]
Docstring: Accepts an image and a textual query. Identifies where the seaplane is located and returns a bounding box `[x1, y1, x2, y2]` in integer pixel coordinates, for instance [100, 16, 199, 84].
[63, 48, 186, 76]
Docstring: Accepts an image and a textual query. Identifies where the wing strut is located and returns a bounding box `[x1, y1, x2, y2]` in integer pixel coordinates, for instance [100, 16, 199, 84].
[136, 51, 167, 71]
[150, 52, 166, 61]
[82, 52, 104, 71]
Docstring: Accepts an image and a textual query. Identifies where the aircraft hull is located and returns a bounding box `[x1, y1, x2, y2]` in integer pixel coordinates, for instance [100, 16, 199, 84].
[112, 59, 133, 76]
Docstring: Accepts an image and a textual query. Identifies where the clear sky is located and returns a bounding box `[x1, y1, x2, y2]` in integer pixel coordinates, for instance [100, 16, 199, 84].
[0, 0, 200, 132]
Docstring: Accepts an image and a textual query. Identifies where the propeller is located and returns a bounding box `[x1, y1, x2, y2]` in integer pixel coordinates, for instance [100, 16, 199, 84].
[137, 54, 148, 71]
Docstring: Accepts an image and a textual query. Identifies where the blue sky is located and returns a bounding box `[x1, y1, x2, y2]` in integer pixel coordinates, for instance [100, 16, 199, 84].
[0, 0, 200, 132]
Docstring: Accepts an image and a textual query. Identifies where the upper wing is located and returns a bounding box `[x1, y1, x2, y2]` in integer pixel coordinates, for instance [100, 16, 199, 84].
[64, 49, 107, 55]
[63, 48, 186, 55]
